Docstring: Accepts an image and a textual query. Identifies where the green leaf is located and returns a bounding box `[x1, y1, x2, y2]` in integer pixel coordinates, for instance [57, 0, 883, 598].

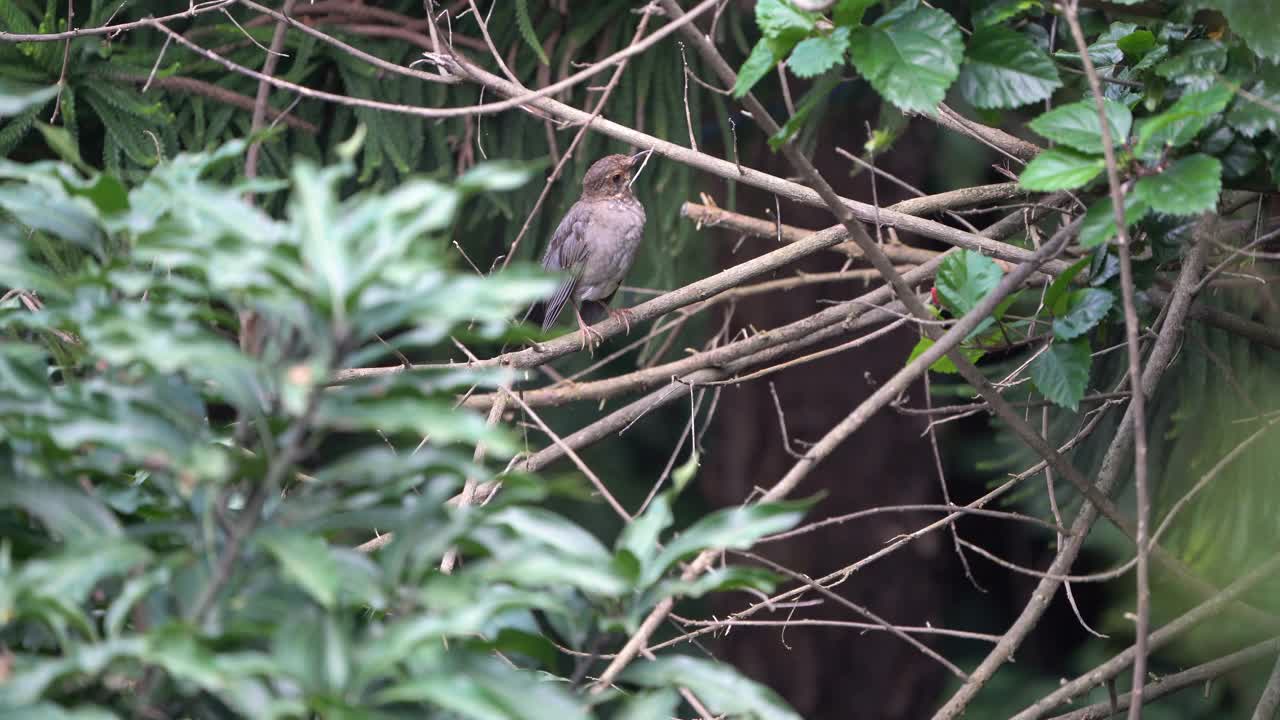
[616, 492, 674, 578]
[1154, 40, 1226, 91]
[643, 500, 810, 585]
[1116, 29, 1156, 58]
[1052, 289, 1114, 340]
[1197, 0, 1280, 61]
[1019, 148, 1105, 191]
[734, 39, 781, 98]
[514, 0, 550, 65]
[1078, 192, 1150, 248]
[757, 0, 817, 37]
[622, 656, 803, 720]
[260, 532, 341, 609]
[0, 79, 58, 118]
[935, 250, 1004, 317]
[615, 689, 681, 720]
[1227, 65, 1280, 138]
[957, 27, 1061, 110]
[847, 5, 963, 114]
[833, 0, 877, 26]
[1029, 339, 1091, 411]
[34, 122, 89, 173]
[788, 27, 851, 78]
[672, 448, 700, 494]
[458, 160, 535, 192]
[0, 478, 122, 542]
[1134, 84, 1233, 158]
[907, 335, 985, 374]
[769, 73, 840, 149]
[1028, 99, 1132, 154]
[1133, 153, 1222, 216]
[972, 0, 1042, 28]
[1044, 257, 1089, 313]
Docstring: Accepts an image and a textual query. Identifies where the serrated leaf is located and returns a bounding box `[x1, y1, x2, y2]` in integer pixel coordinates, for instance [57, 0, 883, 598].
[1134, 84, 1233, 158]
[787, 27, 850, 78]
[734, 39, 781, 98]
[757, 0, 817, 37]
[1030, 339, 1091, 411]
[1019, 148, 1105, 191]
[1078, 192, 1150, 248]
[957, 26, 1061, 110]
[847, 5, 963, 114]
[514, 0, 550, 65]
[1133, 153, 1222, 215]
[935, 250, 1004, 316]
[622, 656, 803, 720]
[1028, 99, 1132, 154]
[1197, 0, 1280, 61]
[1052, 288, 1114, 340]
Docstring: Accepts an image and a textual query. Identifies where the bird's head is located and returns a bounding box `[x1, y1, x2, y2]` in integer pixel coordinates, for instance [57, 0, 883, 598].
[581, 151, 647, 199]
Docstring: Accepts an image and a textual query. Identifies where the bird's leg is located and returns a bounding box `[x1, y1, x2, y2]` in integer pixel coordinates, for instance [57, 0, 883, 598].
[608, 306, 634, 335]
[574, 305, 604, 354]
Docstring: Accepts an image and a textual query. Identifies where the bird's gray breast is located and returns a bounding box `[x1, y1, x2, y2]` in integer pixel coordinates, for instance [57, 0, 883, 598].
[577, 195, 646, 302]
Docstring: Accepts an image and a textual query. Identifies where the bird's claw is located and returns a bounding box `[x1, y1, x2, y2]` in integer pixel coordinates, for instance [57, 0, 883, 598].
[609, 307, 635, 335]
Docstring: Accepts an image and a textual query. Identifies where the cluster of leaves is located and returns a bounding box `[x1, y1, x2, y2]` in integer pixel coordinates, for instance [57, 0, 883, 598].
[740, 0, 1276, 412]
[0, 91, 808, 718]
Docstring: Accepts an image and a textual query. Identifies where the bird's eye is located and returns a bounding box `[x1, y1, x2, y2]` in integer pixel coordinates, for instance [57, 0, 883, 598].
[612, 173, 622, 182]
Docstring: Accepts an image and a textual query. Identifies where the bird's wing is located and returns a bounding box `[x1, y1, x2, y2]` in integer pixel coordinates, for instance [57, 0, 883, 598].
[541, 202, 592, 332]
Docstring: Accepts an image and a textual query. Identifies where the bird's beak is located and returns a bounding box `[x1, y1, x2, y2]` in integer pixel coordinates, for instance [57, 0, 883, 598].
[627, 149, 650, 166]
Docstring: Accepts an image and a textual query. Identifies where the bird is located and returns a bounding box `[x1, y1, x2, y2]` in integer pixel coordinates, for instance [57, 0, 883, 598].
[538, 151, 649, 352]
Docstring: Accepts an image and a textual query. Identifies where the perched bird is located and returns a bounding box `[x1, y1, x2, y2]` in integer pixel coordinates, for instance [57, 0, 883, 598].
[539, 151, 648, 351]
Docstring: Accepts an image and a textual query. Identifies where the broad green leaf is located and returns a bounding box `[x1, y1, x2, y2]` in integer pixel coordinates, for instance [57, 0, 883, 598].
[672, 448, 700, 493]
[1134, 85, 1233, 158]
[514, 0, 550, 65]
[18, 540, 151, 609]
[622, 655, 803, 720]
[0, 80, 58, 118]
[1133, 154, 1222, 215]
[787, 27, 851, 78]
[1019, 148, 1105, 191]
[1226, 65, 1280, 138]
[1027, 99, 1132, 154]
[34, 122, 90, 173]
[833, 0, 877, 26]
[935, 250, 1004, 317]
[847, 5, 963, 114]
[1030, 339, 1091, 411]
[1052, 289, 1114, 340]
[734, 39, 781, 98]
[1155, 40, 1227, 91]
[643, 500, 810, 585]
[957, 26, 1061, 109]
[1078, 192, 1150, 248]
[1116, 29, 1156, 58]
[756, 0, 817, 37]
[260, 532, 341, 609]
[1197, 0, 1280, 61]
